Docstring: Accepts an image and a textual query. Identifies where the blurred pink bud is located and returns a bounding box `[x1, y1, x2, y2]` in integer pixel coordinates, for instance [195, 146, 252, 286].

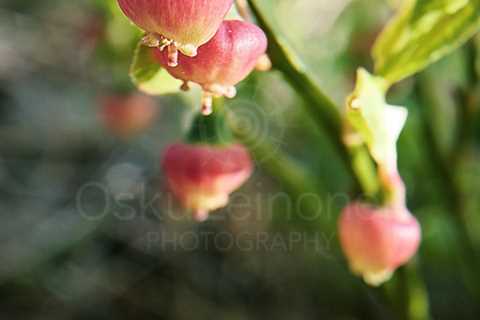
[117, 0, 233, 66]
[100, 94, 157, 138]
[78, 14, 105, 51]
[339, 202, 421, 286]
[162, 143, 253, 221]
[154, 20, 267, 114]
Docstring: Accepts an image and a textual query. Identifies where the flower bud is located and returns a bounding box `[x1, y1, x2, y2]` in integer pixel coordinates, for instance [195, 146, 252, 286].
[117, 0, 233, 66]
[154, 20, 267, 115]
[162, 143, 253, 221]
[100, 93, 157, 137]
[339, 202, 421, 286]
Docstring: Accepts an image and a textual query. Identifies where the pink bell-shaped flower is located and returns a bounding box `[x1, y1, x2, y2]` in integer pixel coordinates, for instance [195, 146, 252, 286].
[117, 0, 233, 66]
[162, 143, 253, 221]
[338, 202, 421, 286]
[154, 20, 267, 115]
[99, 93, 157, 138]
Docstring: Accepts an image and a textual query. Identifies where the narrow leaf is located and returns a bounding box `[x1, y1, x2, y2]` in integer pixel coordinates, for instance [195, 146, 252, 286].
[373, 0, 480, 84]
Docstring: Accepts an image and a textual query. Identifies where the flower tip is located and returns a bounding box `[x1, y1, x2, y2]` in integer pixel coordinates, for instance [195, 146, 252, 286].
[224, 86, 237, 99]
[362, 270, 394, 287]
[193, 209, 210, 222]
[201, 105, 213, 116]
[180, 81, 190, 91]
[180, 44, 198, 57]
[201, 93, 213, 115]
[255, 54, 272, 72]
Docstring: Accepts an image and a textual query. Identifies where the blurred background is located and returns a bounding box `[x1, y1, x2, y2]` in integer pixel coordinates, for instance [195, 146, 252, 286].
[1, 0, 480, 319]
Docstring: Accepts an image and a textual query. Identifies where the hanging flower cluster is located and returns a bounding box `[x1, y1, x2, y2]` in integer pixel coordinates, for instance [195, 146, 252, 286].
[117, 0, 267, 221]
[116, 0, 425, 289]
[100, 0, 480, 301]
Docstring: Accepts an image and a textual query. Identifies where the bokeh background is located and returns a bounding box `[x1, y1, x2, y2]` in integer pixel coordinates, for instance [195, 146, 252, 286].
[1, 0, 480, 319]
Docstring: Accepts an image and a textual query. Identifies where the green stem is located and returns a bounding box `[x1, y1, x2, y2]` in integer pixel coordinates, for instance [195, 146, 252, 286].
[348, 142, 382, 201]
[186, 97, 233, 145]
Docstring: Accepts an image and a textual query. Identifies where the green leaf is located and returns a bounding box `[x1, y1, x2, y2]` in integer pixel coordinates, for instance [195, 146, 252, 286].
[346, 69, 408, 169]
[129, 41, 183, 95]
[373, 0, 480, 85]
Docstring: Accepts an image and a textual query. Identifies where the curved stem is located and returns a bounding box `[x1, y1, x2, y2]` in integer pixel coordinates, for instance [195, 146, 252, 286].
[247, 0, 368, 193]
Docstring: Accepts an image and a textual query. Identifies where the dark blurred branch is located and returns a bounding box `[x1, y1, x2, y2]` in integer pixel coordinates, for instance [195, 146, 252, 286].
[415, 76, 463, 213]
[416, 71, 480, 304]
[233, 122, 333, 231]
[384, 262, 430, 320]
[451, 42, 480, 164]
